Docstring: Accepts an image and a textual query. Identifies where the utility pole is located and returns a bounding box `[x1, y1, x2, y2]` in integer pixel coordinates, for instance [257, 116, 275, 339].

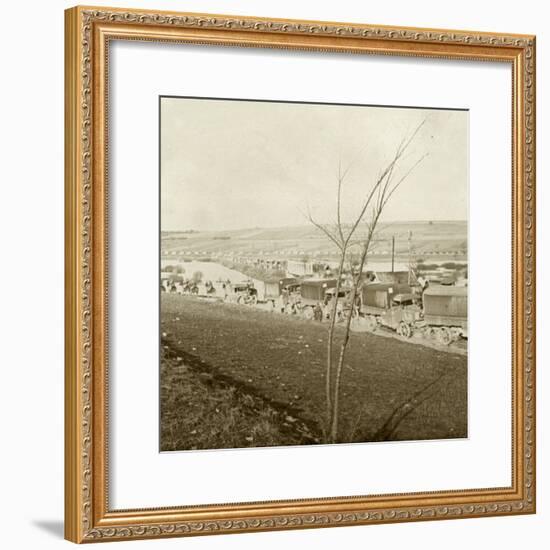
[391, 236, 395, 273]
[408, 230, 413, 284]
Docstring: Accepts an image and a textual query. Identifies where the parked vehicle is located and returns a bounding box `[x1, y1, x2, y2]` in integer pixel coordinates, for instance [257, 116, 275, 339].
[324, 287, 350, 304]
[354, 282, 468, 344]
[279, 277, 298, 294]
[229, 282, 258, 305]
[421, 284, 467, 344]
[323, 286, 352, 321]
[298, 279, 337, 319]
[356, 283, 420, 335]
[264, 280, 282, 303]
[283, 282, 302, 303]
[264, 277, 299, 303]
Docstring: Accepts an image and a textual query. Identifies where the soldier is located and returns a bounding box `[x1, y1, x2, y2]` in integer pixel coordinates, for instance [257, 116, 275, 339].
[323, 294, 332, 320]
[282, 287, 289, 313]
[313, 302, 323, 322]
[277, 290, 285, 313]
[336, 297, 344, 321]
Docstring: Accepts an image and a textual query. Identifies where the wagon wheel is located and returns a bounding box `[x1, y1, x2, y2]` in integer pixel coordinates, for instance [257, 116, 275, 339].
[249, 295, 258, 305]
[302, 306, 314, 320]
[399, 322, 412, 339]
[437, 327, 452, 346]
[237, 295, 244, 305]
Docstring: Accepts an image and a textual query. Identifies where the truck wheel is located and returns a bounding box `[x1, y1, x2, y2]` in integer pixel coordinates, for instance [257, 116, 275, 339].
[399, 322, 412, 338]
[437, 327, 452, 345]
[367, 315, 378, 332]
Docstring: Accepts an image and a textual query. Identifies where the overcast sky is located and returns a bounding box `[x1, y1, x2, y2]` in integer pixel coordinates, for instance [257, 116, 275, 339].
[161, 97, 468, 232]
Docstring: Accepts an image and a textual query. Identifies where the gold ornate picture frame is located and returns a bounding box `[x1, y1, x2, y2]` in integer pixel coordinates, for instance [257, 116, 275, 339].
[65, 5, 536, 543]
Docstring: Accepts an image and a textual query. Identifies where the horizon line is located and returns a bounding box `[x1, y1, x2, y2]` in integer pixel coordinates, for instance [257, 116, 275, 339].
[161, 219, 468, 233]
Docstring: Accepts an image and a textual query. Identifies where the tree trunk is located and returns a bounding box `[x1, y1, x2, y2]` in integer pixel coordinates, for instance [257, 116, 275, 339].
[330, 238, 372, 442]
[330, 316, 352, 442]
[324, 251, 347, 439]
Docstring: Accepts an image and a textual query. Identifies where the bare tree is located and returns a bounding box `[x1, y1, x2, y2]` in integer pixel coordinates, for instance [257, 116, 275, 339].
[307, 121, 427, 443]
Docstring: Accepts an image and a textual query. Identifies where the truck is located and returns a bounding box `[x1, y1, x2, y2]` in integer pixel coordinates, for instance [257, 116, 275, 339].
[421, 284, 468, 344]
[355, 283, 468, 344]
[298, 279, 337, 319]
[263, 277, 299, 304]
[228, 282, 258, 305]
[356, 282, 420, 335]
[264, 279, 282, 303]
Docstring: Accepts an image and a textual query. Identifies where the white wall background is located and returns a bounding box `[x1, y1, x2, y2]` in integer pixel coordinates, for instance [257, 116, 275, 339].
[0, 1, 546, 548]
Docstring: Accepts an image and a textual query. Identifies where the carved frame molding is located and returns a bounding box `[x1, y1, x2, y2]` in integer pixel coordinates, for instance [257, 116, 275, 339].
[65, 5, 535, 543]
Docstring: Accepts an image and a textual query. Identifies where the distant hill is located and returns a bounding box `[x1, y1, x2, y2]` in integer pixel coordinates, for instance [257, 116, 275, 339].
[161, 221, 467, 261]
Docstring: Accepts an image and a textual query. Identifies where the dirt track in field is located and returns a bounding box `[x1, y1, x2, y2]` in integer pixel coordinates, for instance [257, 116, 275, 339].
[161, 294, 467, 450]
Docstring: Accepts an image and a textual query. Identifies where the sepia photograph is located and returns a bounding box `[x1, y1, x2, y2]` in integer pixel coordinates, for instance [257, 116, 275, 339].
[159, 96, 468, 452]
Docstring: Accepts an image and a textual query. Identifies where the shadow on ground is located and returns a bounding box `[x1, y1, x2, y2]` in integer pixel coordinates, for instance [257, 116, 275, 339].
[32, 520, 64, 539]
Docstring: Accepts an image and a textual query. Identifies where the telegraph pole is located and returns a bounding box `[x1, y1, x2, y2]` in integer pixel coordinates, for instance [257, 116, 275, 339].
[408, 230, 412, 284]
[391, 236, 395, 273]
[408, 230, 417, 285]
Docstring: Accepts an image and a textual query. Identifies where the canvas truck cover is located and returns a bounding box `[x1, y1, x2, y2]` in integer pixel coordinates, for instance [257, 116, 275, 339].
[300, 279, 337, 302]
[422, 284, 468, 321]
[361, 283, 413, 309]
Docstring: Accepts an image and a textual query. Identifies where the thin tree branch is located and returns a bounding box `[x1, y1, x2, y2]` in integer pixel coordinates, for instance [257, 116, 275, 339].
[336, 161, 345, 244]
[381, 153, 429, 211]
[305, 205, 343, 251]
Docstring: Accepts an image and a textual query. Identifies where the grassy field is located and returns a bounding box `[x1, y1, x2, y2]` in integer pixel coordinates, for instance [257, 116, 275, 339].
[160, 346, 316, 451]
[161, 220, 467, 259]
[160, 294, 467, 451]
